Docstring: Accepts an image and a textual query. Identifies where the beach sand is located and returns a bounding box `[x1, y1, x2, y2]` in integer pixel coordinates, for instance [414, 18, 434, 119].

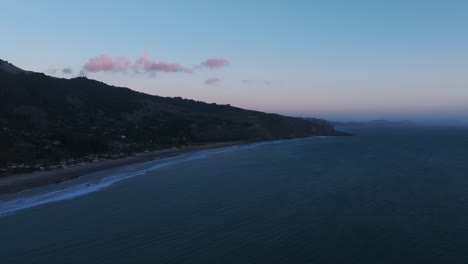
[0, 141, 245, 194]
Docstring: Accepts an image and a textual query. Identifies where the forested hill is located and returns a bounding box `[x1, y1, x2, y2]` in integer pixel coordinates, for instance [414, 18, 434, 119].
[0, 59, 345, 174]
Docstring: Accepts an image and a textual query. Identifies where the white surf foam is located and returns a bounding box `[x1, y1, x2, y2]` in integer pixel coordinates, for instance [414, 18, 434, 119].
[0, 137, 320, 217]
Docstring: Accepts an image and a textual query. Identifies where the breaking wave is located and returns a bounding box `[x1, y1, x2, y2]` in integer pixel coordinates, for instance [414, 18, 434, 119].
[0, 137, 318, 217]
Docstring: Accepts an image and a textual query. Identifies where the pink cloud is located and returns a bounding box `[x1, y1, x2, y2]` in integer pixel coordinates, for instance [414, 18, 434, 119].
[135, 53, 192, 73]
[81, 53, 230, 76]
[205, 78, 221, 85]
[201, 58, 229, 69]
[83, 54, 130, 72]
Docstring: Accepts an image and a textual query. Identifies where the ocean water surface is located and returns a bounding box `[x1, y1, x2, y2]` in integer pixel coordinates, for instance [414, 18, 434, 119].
[1, 126, 468, 263]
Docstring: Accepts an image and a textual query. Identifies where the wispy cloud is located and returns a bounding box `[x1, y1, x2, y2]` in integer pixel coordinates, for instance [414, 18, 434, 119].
[200, 58, 229, 69]
[62, 67, 73, 75]
[81, 53, 229, 77]
[83, 54, 130, 72]
[134, 52, 192, 73]
[205, 78, 221, 85]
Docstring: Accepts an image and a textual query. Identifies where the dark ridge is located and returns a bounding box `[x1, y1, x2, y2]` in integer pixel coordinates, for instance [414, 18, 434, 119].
[0, 60, 346, 175]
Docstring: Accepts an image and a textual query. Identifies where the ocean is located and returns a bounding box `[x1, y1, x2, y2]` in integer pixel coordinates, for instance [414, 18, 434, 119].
[1, 126, 468, 263]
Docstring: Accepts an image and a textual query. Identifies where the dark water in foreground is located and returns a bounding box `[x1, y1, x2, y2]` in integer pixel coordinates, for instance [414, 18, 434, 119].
[1, 126, 468, 264]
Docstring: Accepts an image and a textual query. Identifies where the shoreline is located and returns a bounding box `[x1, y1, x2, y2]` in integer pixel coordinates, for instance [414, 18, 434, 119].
[0, 141, 246, 194]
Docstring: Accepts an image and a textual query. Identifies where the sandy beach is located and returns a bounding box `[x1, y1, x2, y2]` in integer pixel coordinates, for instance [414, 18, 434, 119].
[0, 141, 245, 194]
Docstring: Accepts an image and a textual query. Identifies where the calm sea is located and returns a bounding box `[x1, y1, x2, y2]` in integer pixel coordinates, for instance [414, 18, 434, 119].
[1, 126, 468, 263]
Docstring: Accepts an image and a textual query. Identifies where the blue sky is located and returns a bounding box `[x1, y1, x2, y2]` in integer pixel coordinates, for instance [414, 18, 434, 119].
[1, 0, 468, 121]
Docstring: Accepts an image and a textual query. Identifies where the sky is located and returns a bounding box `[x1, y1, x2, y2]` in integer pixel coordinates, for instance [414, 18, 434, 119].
[1, 0, 468, 121]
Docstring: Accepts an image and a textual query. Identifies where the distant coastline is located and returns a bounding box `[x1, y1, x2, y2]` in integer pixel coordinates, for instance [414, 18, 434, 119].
[1, 59, 346, 179]
[1, 59, 349, 194]
[0, 141, 246, 194]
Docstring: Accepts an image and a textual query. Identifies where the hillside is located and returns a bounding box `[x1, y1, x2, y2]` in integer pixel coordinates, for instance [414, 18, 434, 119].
[0, 59, 345, 175]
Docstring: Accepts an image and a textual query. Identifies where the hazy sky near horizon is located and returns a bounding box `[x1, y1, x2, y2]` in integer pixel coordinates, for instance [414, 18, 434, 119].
[1, 0, 468, 121]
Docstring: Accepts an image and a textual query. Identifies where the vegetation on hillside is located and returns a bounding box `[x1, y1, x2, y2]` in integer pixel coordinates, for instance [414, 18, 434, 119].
[0, 59, 346, 175]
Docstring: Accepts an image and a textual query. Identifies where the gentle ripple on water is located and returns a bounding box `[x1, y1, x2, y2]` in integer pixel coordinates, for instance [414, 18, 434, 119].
[1, 127, 468, 263]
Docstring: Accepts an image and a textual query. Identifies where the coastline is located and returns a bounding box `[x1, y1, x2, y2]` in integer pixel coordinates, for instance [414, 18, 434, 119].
[0, 141, 246, 194]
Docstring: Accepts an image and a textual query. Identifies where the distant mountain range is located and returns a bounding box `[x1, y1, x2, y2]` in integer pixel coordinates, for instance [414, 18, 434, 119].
[0, 59, 346, 174]
[332, 119, 466, 127]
